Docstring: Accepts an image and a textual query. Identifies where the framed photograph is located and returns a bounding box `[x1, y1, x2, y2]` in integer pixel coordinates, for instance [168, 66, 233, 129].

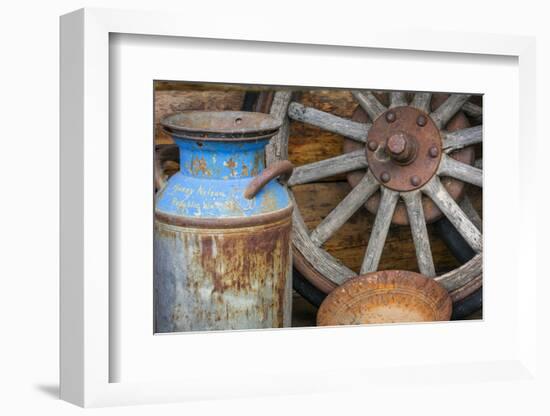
[60, 7, 539, 408]
[151, 80, 481, 335]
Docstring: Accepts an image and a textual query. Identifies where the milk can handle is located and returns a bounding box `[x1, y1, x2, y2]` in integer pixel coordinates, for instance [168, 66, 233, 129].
[243, 160, 294, 200]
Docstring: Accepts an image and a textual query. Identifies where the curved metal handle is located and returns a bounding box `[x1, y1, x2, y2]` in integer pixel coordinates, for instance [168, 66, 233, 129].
[243, 160, 294, 200]
[154, 144, 180, 191]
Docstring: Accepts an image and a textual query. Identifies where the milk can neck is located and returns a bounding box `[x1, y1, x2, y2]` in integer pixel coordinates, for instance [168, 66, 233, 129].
[175, 137, 268, 179]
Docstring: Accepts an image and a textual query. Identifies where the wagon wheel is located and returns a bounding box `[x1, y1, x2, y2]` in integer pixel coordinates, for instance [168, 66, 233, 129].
[265, 90, 483, 304]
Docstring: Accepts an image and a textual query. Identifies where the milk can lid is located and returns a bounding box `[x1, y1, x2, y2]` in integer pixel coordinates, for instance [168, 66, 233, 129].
[161, 111, 282, 141]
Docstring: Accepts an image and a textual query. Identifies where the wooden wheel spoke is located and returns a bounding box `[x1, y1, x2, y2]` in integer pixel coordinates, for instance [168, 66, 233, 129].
[430, 94, 471, 129]
[288, 102, 369, 142]
[410, 92, 432, 113]
[290, 193, 357, 285]
[360, 188, 399, 274]
[438, 154, 483, 187]
[402, 191, 436, 277]
[310, 172, 379, 247]
[352, 90, 387, 120]
[266, 91, 293, 165]
[462, 101, 482, 120]
[442, 125, 483, 153]
[389, 92, 407, 108]
[288, 150, 368, 186]
[422, 177, 482, 252]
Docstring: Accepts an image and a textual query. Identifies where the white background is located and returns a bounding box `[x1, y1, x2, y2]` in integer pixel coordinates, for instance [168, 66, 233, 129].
[1, 0, 549, 415]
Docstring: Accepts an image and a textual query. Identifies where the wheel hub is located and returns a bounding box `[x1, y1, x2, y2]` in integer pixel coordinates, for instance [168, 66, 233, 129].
[343, 93, 475, 225]
[366, 106, 441, 192]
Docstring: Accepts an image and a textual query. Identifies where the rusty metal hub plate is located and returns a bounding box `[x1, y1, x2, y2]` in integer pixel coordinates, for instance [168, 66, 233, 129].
[343, 93, 475, 225]
[366, 106, 441, 192]
[316, 270, 452, 326]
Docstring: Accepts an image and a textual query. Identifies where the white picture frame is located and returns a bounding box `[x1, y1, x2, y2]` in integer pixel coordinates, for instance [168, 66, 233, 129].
[60, 7, 541, 408]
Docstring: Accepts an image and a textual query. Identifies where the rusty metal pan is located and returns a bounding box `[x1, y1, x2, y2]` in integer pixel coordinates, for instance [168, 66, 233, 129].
[317, 270, 452, 326]
[161, 111, 281, 141]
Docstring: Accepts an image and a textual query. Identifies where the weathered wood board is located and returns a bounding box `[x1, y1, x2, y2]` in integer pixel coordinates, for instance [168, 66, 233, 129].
[154, 87, 245, 144]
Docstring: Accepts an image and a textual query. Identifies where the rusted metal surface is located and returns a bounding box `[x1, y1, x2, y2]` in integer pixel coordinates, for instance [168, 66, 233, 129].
[155, 217, 292, 332]
[162, 110, 280, 140]
[155, 111, 294, 332]
[316, 270, 452, 326]
[385, 131, 418, 164]
[244, 160, 294, 199]
[344, 93, 474, 225]
[366, 105, 441, 192]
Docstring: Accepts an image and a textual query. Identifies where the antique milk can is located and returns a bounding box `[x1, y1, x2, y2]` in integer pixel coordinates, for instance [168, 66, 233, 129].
[155, 111, 294, 332]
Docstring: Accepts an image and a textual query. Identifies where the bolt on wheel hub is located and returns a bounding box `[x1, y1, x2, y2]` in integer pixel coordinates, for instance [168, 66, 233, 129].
[366, 106, 442, 192]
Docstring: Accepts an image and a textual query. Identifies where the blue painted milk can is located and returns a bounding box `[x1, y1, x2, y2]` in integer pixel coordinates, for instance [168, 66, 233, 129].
[155, 111, 294, 332]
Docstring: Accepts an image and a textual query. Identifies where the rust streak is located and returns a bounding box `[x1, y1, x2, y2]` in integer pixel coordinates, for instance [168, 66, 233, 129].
[224, 157, 237, 177]
[155, 216, 291, 329]
[190, 156, 212, 176]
